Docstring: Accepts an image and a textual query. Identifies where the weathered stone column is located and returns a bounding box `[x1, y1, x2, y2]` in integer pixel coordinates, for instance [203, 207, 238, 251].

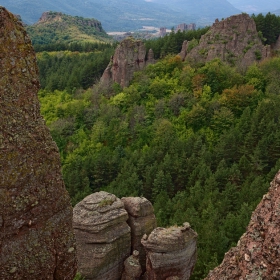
[0, 7, 77, 279]
[141, 223, 197, 280]
[73, 191, 131, 279]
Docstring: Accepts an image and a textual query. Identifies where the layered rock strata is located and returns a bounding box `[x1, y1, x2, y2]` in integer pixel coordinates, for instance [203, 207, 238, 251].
[101, 37, 154, 88]
[183, 14, 270, 68]
[121, 197, 157, 270]
[204, 170, 280, 280]
[0, 6, 77, 279]
[73, 191, 131, 280]
[141, 223, 197, 280]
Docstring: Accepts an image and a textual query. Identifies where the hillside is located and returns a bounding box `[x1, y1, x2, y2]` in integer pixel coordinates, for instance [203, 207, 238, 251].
[1, 0, 240, 31]
[26, 11, 111, 46]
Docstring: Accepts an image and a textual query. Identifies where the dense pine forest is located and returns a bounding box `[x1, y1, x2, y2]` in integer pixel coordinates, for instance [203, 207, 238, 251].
[37, 13, 280, 279]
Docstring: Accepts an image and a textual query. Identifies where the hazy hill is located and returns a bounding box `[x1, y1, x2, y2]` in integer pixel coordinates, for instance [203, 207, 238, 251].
[227, 0, 280, 14]
[1, 0, 240, 31]
[149, 0, 240, 19]
[26, 11, 111, 45]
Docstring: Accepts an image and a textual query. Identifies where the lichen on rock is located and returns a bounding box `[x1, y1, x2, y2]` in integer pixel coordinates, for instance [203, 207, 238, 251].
[0, 6, 77, 279]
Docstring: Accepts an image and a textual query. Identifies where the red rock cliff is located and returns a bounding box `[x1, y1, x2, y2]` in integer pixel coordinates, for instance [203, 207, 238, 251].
[101, 37, 154, 88]
[204, 170, 280, 280]
[0, 7, 77, 279]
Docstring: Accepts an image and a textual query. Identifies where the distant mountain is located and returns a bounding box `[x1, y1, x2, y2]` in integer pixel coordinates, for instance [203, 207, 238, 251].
[227, 0, 280, 14]
[26, 11, 110, 45]
[1, 0, 241, 31]
[150, 0, 241, 19]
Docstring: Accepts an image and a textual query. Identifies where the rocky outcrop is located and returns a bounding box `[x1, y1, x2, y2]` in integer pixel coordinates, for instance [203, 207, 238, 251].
[273, 35, 280, 52]
[73, 191, 131, 280]
[121, 250, 142, 280]
[204, 170, 280, 280]
[141, 223, 197, 280]
[101, 37, 154, 88]
[183, 14, 270, 68]
[37, 11, 103, 32]
[0, 6, 77, 279]
[121, 197, 157, 270]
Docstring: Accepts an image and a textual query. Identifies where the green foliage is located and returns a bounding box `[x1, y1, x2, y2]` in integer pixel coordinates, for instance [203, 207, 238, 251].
[39, 52, 280, 279]
[144, 26, 210, 59]
[252, 13, 280, 45]
[74, 273, 84, 280]
[37, 46, 114, 91]
[26, 12, 111, 46]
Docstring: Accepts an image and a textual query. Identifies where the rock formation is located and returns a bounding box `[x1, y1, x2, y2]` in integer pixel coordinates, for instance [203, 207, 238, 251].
[0, 6, 77, 279]
[101, 37, 154, 88]
[204, 170, 280, 280]
[121, 197, 157, 270]
[121, 250, 142, 280]
[141, 223, 197, 280]
[273, 35, 280, 52]
[73, 191, 131, 280]
[37, 11, 104, 32]
[182, 14, 270, 68]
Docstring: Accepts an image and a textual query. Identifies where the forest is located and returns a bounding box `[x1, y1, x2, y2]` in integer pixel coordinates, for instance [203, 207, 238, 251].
[38, 13, 280, 279]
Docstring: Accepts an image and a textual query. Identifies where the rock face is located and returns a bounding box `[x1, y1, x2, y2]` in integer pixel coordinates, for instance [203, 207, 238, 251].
[121, 197, 157, 270]
[141, 223, 197, 280]
[0, 7, 77, 279]
[184, 14, 270, 68]
[204, 170, 280, 280]
[101, 37, 154, 88]
[73, 191, 131, 280]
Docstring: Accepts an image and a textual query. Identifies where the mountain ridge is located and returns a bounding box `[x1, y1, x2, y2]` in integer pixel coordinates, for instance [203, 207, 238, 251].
[0, 0, 241, 31]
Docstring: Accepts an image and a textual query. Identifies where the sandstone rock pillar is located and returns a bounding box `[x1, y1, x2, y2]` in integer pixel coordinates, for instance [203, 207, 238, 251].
[0, 7, 77, 279]
[121, 197, 157, 270]
[73, 191, 131, 279]
[141, 223, 197, 280]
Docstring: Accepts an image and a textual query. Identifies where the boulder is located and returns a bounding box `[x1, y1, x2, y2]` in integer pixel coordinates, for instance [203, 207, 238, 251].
[0, 6, 77, 279]
[121, 197, 157, 270]
[185, 13, 270, 68]
[121, 250, 142, 280]
[73, 191, 131, 279]
[204, 170, 280, 279]
[101, 37, 154, 88]
[141, 223, 197, 280]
